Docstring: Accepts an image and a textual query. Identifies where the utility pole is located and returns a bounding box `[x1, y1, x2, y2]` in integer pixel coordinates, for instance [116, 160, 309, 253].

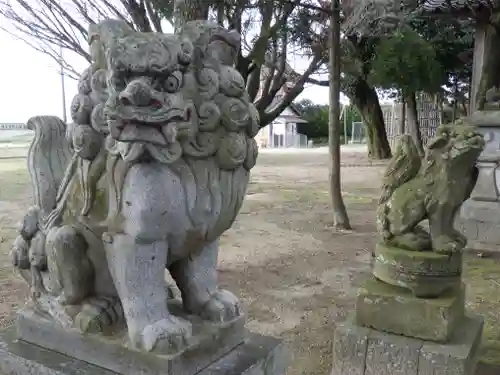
[60, 46, 67, 123]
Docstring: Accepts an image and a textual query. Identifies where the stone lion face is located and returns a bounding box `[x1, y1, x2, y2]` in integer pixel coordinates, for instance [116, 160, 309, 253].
[102, 33, 196, 163]
[94, 24, 259, 167]
[70, 20, 259, 169]
[428, 124, 484, 166]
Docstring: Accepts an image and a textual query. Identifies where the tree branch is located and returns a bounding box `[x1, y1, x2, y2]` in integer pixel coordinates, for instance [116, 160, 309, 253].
[260, 54, 323, 126]
[145, 0, 163, 31]
[120, 0, 153, 31]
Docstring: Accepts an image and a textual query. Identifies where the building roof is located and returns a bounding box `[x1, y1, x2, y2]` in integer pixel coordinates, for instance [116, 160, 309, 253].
[279, 115, 309, 124]
[265, 91, 308, 123]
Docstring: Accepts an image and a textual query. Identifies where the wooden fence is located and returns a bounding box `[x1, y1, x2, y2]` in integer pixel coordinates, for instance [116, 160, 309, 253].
[383, 93, 442, 150]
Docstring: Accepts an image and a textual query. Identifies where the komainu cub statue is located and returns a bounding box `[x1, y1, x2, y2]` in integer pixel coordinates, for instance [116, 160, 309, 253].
[377, 124, 484, 254]
[10, 20, 259, 353]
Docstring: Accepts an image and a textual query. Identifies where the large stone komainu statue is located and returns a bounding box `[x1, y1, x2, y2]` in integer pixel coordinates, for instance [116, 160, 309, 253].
[11, 19, 259, 355]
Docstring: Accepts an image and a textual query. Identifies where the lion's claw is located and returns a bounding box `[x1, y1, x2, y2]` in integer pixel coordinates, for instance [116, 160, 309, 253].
[138, 315, 192, 353]
[200, 289, 241, 323]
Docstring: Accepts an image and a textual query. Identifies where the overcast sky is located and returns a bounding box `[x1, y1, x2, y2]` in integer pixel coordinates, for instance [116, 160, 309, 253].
[0, 29, 333, 123]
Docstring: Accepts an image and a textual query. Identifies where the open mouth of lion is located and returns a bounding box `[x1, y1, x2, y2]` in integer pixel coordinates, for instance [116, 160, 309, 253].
[454, 135, 484, 150]
[450, 136, 484, 160]
[108, 106, 192, 146]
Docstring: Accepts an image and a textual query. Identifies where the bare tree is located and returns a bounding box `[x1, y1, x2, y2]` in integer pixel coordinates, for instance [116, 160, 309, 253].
[329, 0, 351, 229]
[0, 0, 167, 78]
[0, 0, 325, 127]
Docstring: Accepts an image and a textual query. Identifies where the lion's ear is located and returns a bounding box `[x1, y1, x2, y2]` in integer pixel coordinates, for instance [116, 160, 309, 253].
[427, 136, 448, 150]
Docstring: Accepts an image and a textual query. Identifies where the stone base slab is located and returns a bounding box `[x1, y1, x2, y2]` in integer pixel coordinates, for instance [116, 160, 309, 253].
[331, 314, 483, 375]
[355, 278, 465, 343]
[0, 327, 286, 375]
[16, 303, 245, 375]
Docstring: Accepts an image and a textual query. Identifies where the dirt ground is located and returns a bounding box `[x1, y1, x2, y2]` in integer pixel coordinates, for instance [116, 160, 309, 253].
[1, 146, 500, 375]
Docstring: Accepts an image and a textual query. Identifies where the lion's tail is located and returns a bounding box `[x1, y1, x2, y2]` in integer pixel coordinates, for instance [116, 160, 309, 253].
[377, 180, 396, 241]
[376, 203, 392, 241]
[376, 134, 421, 240]
[27, 116, 73, 220]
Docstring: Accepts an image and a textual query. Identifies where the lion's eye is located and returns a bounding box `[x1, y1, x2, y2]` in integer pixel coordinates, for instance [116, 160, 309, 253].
[164, 71, 183, 93]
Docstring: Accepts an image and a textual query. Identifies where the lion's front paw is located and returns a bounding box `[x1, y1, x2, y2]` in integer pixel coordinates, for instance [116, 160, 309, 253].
[137, 316, 192, 353]
[433, 235, 464, 254]
[200, 289, 241, 323]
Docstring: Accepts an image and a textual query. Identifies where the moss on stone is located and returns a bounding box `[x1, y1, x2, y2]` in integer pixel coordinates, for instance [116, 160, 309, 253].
[356, 278, 465, 342]
[90, 187, 108, 221]
[463, 256, 500, 366]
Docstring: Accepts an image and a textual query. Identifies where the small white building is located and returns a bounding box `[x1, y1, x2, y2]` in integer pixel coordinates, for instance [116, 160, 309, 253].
[255, 103, 308, 148]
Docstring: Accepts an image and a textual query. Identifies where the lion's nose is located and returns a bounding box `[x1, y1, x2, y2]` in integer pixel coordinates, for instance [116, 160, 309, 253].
[119, 80, 160, 107]
[119, 90, 151, 107]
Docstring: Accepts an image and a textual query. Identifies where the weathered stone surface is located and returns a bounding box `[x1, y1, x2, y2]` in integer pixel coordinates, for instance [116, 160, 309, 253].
[331, 315, 483, 375]
[365, 330, 421, 375]
[377, 126, 484, 254]
[331, 321, 369, 375]
[372, 243, 462, 297]
[17, 303, 245, 375]
[0, 328, 286, 375]
[461, 200, 500, 225]
[355, 278, 465, 342]
[10, 18, 261, 358]
[467, 110, 500, 128]
[457, 216, 500, 252]
[419, 315, 483, 375]
[203, 333, 287, 375]
[458, 118, 500, 252]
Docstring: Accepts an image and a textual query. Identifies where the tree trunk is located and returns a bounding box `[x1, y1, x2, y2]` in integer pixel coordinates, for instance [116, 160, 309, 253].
[460, 98, 468, 117]
[452, 77, 458, 122]
[405, 92, 424, 155]
[328, 0, 351, 230]
[399, 98, 406, 135]
[351, 79, 392, 159]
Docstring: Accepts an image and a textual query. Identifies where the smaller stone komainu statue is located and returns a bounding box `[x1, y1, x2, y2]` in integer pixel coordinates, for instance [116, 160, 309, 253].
[11, 19, 259, 355]
[374, 124, 484, 297]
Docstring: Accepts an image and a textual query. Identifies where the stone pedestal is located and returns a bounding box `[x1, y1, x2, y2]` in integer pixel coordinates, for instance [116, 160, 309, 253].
[331, 314, 483, 375]
[459, 111, 500, 252]
[355, 278, 465, 343]
[0, 301, 287, 375]
[331, 277, 484, 375]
